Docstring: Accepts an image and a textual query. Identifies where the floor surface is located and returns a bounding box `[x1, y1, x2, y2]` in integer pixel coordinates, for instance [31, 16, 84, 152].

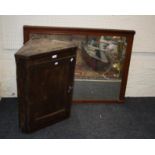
[0, 97, 155, 139]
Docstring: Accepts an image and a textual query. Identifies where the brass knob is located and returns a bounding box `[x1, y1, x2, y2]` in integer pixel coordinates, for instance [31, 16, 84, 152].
[67, 86, 73, 93]
[54, 62, 59, 66]
[52, 54, 58, 59]
[70, 58, 74, 62]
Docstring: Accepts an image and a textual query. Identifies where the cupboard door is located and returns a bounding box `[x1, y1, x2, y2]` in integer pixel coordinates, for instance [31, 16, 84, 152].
[25, 56, 76, 132]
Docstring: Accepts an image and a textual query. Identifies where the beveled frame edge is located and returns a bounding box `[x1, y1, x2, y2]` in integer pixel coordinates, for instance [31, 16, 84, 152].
[23, 25, 135, 104]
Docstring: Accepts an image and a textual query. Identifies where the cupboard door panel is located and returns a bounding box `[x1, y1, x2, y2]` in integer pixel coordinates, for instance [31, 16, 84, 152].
[26, 57, 76, 132]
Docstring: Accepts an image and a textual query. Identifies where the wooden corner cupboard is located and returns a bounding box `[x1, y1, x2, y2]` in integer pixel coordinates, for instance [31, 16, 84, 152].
[15, 39, 77, 132]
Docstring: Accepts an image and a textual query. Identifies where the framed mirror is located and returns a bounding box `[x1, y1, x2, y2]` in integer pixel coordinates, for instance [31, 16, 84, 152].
[23, 26, 135, 103]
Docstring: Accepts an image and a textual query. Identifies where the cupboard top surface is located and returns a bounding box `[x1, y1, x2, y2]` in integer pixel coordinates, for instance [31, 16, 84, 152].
[15, 39, 77, 57]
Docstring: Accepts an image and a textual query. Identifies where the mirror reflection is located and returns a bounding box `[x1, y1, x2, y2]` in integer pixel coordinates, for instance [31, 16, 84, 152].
[30, 34, 127, 100]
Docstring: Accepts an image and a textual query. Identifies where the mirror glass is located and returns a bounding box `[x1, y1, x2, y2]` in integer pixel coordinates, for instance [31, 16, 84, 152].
[30, 34, 127, 101]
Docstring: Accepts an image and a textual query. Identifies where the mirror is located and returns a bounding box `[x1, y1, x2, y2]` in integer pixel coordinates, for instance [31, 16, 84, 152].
[24, 26, 135, 103]
[30, 34, 127, 101]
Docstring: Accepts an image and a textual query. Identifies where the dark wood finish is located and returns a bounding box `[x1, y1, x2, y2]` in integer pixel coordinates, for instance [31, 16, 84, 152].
[23, 25, 135, 103]
[23, 26, 135, 44]
[119, 35, 135, 101]
[15, 39, 77, 132]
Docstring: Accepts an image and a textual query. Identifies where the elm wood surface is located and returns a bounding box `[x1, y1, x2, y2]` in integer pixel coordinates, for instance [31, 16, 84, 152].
[23, 26, 135, 103]
[15, 39, 77, 132]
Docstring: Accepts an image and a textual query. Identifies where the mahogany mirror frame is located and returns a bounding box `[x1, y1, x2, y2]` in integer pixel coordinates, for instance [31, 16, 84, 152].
[23, 25, 135, 104]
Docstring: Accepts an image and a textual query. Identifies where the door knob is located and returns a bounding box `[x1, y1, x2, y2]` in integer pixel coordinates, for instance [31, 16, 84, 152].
[54, 62, 59, 66]
[67, 86, 73, 93]
[70, 58, 74, 62]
